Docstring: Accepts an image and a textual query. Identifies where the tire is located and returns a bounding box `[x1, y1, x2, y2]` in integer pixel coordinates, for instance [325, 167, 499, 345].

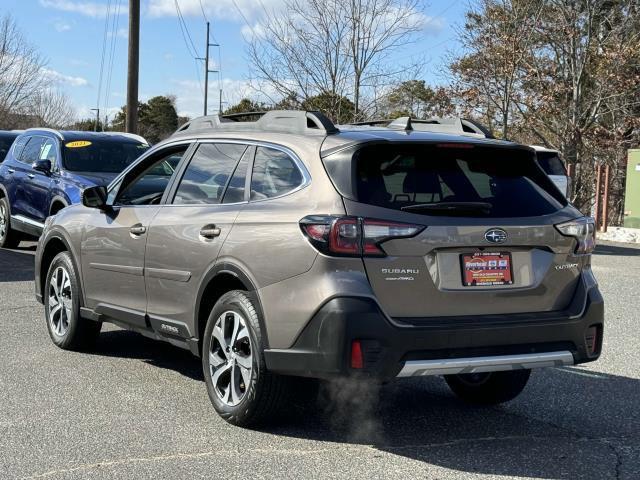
[444, 369, 531, 405]
[202, 290, 290, 427]
[0, 197, 21, 248]
[45, 251, 101, 350]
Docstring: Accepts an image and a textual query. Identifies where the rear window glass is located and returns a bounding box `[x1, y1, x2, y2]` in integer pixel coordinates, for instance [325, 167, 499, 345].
[63, 139, 149, 173]
[355, 144, 566, 217]
[0, 134, 18, 162]
[536, 151, 567, 176]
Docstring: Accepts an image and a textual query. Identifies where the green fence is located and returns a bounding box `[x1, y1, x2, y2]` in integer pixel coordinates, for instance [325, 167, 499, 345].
[624, 150, 640, 228]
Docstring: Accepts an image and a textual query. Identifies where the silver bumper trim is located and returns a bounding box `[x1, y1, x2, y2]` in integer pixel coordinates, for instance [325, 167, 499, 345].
[397, 351, 574, 377]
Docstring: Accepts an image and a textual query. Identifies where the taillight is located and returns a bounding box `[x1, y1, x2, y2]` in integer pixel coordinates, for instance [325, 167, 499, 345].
[555, 217, 596, 254]
[300, 215, 424, 257]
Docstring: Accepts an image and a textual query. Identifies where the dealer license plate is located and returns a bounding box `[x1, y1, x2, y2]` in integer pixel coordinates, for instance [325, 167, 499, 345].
[461, 252, 513, 287]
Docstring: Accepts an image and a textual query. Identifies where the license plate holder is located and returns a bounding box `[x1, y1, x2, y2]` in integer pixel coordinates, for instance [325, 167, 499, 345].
[461, 252, 513, 287]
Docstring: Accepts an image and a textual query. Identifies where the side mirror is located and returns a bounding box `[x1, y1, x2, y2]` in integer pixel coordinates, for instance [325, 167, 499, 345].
[32, 159, 52, 174]
[82, 185, 108, 210]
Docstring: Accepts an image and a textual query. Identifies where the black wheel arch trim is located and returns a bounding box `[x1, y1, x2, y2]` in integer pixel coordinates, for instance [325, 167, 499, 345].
[194, 261, 269, 350]
[37, 229, 85, 307]
[49, 196, 69, 215]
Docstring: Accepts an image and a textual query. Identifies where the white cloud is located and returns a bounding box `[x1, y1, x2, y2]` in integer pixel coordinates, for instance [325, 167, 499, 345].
[168, 77, 278, 118]
[146, 0, 284, 21]
[53, 20, 72, 32]
[42, 68, 89, 87]
[39, 0, 127, 18]
[108, 27, 128, 39]
[420, 15, 445, 36]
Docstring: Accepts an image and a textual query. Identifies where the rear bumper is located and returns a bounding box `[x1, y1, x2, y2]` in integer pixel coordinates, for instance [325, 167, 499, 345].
[264, 274, 604, 380]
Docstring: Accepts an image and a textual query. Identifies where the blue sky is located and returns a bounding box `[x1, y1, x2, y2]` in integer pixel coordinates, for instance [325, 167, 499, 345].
[2, 0, 466, 121]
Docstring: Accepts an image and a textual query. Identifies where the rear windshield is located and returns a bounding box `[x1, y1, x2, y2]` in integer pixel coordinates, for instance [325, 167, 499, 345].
[354, 144, 566, 217]
[63, 139, 149, 173]
[536, 151, 567, 176]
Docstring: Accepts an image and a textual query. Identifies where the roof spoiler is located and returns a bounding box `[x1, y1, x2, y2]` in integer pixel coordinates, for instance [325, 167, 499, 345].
[348, 117, 495, 139]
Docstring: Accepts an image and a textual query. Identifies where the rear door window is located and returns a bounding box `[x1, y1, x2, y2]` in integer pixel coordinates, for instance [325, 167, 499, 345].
[250, 147, 304, 200]
[355, 144, 566, 217]
[172, 143, 247, 205]
[222, 146, 253, 204]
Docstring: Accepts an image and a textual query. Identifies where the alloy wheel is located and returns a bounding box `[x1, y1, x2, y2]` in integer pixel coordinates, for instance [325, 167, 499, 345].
[48, 266, 73, 337]
[0, 203, 7, 240]
[209, 311, 253, 407]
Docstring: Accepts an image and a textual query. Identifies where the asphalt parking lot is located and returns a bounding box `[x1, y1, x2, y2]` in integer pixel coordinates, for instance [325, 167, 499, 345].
[1, 242, 639, 479]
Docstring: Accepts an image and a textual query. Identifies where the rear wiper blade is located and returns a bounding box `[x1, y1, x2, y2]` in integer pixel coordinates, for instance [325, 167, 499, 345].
[401, 202, 492, 213]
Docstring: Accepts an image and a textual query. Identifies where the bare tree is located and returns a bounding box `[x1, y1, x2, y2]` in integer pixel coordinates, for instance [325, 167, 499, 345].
[450, 0, 544, 139]
[0, 14, 47, 126]
[24, 89, 76, 129]
[247, 0, 424, 121]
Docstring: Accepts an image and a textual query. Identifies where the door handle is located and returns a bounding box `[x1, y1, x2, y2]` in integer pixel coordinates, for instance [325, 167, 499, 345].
[7, 168, 15, 174]
[27, 173, 35, 179]
[130, 225, 147, 236]
[200, 225, 221, 239]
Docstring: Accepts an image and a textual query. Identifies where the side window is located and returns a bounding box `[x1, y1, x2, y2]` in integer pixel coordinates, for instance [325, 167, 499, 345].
[222, 147, 253, 204]
[19, 136, 46, 164]
[12, 136, 30, 161]
[115, 146, 189, 206]
[40, 139, 58, 169]
[250, 147, 304, 200]
[173, 143, 246, 205]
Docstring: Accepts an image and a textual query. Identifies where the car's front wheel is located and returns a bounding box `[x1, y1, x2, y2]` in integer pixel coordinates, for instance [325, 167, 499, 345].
[444, 369, 531, 405]
[202, 290, 290, 426]
[45, 252, 101, 350]
[0, 197, 21, 248]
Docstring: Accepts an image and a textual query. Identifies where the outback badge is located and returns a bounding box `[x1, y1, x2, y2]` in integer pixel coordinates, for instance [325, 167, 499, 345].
[485, 228, 508, 244]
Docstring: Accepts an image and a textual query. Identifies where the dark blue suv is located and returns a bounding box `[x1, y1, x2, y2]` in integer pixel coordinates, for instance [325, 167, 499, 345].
[0, 128, 149, 248]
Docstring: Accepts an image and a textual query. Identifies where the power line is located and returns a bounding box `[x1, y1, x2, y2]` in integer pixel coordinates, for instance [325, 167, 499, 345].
[96, 0, 112, 122]
[231, 0, 252, 31]
[103, 0, 122, 116]
[198, 0, 208, 23]
[174, 0, 200, 58]
[173, 0, 204, 96]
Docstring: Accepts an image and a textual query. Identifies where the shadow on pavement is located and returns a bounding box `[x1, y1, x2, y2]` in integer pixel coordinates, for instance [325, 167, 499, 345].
[266, 367, 639, 478]
[88, 328, 639, 478]
[0, 245, 35, 282]
[594, 243, 640, 257]
[93, 329, 204, 381]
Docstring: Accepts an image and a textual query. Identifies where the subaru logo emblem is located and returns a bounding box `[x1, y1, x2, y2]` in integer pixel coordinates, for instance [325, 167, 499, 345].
[485, 228, 507, 244]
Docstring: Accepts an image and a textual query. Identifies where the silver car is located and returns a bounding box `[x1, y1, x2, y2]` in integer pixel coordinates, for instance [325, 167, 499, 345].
[34, 111, 603, 426]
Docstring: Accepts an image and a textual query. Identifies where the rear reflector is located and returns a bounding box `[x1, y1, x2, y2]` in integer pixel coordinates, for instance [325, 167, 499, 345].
[351, 340, 364, 369]
[585, 326, 599, 355]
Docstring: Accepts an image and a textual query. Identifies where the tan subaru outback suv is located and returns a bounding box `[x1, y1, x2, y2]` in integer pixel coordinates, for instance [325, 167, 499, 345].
[34, 111, 603, 426]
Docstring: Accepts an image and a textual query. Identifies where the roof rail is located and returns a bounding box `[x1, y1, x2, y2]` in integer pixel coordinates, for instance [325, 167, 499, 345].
[25, 127, 64, 140]
[102, 131, 148, 144]
[346, 117, 494, 139]
[174, 110, 339, 136]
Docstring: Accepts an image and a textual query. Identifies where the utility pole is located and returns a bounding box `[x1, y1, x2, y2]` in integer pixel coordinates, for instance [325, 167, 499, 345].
[126, 0, 140, 133]
[90, 108, 100, 132]
[197, 22, 219, 116]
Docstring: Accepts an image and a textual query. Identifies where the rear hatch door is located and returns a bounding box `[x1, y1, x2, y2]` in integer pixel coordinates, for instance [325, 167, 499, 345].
[326, 140, 584, 319]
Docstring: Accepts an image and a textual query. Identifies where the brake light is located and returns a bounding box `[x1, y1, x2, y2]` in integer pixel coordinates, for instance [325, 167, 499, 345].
[555, 217, 596, 254]
[300, 215, 424, 257]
